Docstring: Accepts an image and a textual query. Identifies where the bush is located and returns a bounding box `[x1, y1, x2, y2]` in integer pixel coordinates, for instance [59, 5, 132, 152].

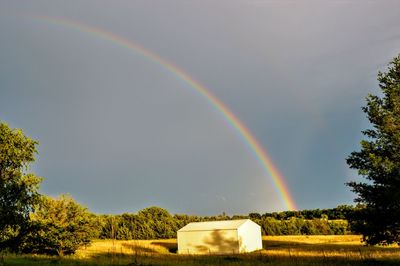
[23, 195, 99, 255]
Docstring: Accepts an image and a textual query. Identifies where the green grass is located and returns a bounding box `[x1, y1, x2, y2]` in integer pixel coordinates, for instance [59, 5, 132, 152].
[2, 236, 400, 266]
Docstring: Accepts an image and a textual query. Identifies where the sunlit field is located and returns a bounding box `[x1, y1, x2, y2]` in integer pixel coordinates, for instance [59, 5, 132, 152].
[2, 235, 400, 266]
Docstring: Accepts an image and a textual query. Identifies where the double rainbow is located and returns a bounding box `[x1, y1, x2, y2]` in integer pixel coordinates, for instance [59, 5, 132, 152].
[33, 16, 297, 211]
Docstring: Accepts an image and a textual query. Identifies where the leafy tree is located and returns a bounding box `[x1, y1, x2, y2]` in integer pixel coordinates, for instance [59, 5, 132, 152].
[347, 55, 400, 245]
[0, 122, 42, 251]
[260, 217, 281, 235]
[138, 206, 178, 239]
[24, 195, 98, 255]
[248, 212, 261, 220]
[328, 220, 350, 235]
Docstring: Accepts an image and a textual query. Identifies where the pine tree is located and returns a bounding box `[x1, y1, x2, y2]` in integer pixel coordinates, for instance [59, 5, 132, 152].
[347, 54, 400, 245]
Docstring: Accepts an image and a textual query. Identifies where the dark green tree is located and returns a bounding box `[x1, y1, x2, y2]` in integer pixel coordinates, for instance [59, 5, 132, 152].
[347, 55, 400, 245]
[0, 122, 42, 251]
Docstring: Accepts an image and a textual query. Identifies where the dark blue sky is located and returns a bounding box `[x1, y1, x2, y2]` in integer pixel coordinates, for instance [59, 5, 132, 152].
[1, 1, 399, 215]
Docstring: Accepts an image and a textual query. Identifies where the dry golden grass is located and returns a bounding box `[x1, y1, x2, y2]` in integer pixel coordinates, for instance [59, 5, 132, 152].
[75, 239, 175, 258]
[73, 235, 400, 263]
[3, 235, 400, 265]
[262, 235, 400, 261]
[264, 235, 363, 244]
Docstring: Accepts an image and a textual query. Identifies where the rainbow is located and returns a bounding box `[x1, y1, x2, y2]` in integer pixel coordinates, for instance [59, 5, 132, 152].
[32, 16, 297, 210]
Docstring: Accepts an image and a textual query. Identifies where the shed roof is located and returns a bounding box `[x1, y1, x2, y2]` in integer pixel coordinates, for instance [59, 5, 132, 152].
[178, 219, 252, 232]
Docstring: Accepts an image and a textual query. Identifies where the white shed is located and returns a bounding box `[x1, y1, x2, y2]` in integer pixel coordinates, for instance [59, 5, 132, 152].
[177, 219, 262, 254]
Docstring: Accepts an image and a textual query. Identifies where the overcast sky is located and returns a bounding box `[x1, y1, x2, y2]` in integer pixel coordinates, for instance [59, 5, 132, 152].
[1, 1, 399, 215]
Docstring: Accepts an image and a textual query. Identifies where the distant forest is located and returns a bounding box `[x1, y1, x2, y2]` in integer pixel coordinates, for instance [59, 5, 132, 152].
[97, 205, 359, 240]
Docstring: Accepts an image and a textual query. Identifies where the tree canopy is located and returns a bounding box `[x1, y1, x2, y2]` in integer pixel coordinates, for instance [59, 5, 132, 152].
[0, 122, 42, 250]
[347, 54, 400, 245]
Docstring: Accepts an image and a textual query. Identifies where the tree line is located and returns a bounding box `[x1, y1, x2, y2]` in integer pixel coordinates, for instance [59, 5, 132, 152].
[96, 206, 353, 241]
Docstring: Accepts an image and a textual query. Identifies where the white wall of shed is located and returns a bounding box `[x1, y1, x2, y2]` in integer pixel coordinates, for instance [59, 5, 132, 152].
[177, 229, 239, 254]
[237, 220, 263, 253]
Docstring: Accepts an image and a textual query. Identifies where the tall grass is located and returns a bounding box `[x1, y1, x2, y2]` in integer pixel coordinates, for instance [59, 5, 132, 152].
[2, 235, 399, 266]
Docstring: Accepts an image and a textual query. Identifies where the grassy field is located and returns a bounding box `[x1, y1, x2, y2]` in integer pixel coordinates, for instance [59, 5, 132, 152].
[2, 235, 399, 266]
